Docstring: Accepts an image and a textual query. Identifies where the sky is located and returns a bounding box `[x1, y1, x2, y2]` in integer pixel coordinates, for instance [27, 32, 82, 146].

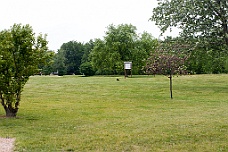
[0, 0, 179, 51]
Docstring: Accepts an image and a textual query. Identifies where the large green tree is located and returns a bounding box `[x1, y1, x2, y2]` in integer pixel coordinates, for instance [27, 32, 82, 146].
[151, 0, 228, 74]
[91, 38, 122, 75]
[80, 40, 95, 76]
[81, 40, 94, 64]
[52, 50, 67, 76]
[0, 24, 51, 117]
[91, 24, 157, 75]
[104, 24, 137, 62]
[60, 41, 84, 75]
[151, 0, 228, 48]
[134, 32, 158, 74]
[188, 42, 228, 74]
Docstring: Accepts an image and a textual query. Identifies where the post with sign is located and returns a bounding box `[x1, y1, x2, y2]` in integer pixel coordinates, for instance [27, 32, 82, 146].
[124, 62, 132, 78]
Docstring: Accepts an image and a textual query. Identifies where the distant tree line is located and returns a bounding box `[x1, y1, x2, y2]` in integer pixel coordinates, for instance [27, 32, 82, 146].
[41, 24, 159, 76]
[41, 23, 228, 76]
[30, 1, 228, 76]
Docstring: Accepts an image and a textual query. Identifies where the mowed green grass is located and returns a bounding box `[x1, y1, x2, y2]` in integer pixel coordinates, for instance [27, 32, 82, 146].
[0, 74, 227, 151]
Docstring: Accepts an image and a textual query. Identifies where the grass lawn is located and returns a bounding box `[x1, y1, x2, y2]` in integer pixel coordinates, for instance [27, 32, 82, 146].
[0, 74, 227, 151]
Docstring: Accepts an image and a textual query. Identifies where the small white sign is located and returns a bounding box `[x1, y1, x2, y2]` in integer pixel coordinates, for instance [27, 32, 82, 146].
[124, 62, 132, 69]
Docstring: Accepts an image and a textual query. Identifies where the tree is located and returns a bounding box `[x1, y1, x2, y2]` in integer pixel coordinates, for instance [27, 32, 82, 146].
[93, 24, 138, 75]
[134, 32, 158, 74]
[80, 62, 95, 76]
[151, 0, 228, 74]
[80, 40, 95, 76]
[91, 24, 158, 75]
[0, 24, 51, 117]
[91, 38, 122, 75]
[52, 50, 67, 76]
[60, 41, 84, 75]
[81, 40, 94, 64]
[104, 24, 137, 61]
[144, 39, 189, 99]
[151, 0, 228, 49]
[39, 50, 55, 75]
[188, 42, 228, 74]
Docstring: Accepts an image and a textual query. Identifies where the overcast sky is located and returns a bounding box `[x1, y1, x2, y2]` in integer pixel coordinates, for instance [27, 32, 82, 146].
[1, 0, 179, 51]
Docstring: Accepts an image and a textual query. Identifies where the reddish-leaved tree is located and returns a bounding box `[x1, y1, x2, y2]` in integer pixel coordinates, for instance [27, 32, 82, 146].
[144, 40, 190, 99]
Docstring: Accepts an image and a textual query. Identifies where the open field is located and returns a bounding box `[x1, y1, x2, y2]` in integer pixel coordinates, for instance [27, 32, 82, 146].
[0, 74, 227, 151]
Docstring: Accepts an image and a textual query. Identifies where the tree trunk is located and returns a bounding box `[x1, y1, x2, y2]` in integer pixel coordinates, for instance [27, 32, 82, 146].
[169, 74, 173, 99]
[5, 108, 17, 117]
[3, 105, 18, 117]
[1, 92, 20, 117]
[1, 103, 18, 118]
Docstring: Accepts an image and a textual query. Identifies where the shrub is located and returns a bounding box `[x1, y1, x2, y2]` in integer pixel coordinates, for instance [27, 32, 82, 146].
[80, 62, 95, 76]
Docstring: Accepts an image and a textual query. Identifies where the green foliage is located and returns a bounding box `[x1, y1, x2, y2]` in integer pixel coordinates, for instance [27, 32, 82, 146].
[60, 41, 84, 75]
[91, 24, 158, 75]
[151, 0, 228, 48]
[52, 40, 94, 76]
[81, 40, 94, 64]
[52, 50, 67, 76]
[80, 62, 95, 76]
[134, 32, 158, 74]
[187, 40, 228, 74]
[42, 65, 52, 75]
[151, 0, 228, 74]
[0, 24, 50, 117]
[91, 38, 123, 75]
[39, 50, 55, 75]
[104, 24, 137, 61]
[225, 58, 228, 73]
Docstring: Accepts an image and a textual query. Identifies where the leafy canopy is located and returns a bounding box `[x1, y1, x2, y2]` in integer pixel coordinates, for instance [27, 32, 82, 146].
[91, 24, 158, 75]
[151, 0, 228, 48]
[0, 24, 50, 117]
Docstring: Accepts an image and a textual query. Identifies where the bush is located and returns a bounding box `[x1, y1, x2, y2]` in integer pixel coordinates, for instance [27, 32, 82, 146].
[80, 62, 95, 76]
